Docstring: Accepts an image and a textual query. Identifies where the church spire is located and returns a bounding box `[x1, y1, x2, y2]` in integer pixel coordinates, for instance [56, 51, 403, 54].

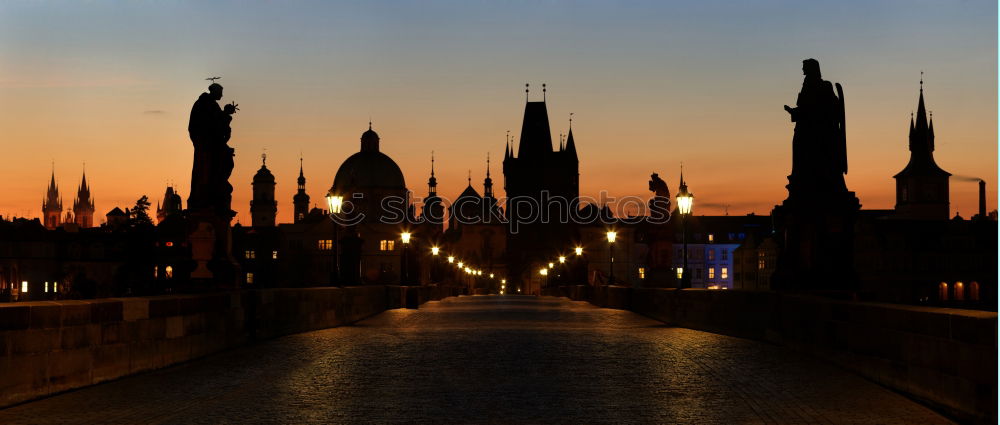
[428, 151, 438, 195]
[484, 153, 494, 199]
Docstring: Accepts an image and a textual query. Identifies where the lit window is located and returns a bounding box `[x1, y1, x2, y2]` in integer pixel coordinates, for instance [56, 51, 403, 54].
[165, 266, 173, 279]
[638, 267, 646, 279]
[165, 241, 174, 247]
[708, 234, 714, 243]
[721, 249, 728, 260]
[44, 281, 49, 293]
[246, 273, 254, 284]
[21, 281, 28, 293]
[676, 268, 683, 279]
[245, 250, 256, 259]
[938, 282, 949, 301]
[53, 282, 58, 293]
[154, 266, 158, 279]
[318, 240, 333, 250]
[379, 240, 395, 251]
[707, 250, 715, 261]
[272, 250, 278, 259]
[721, 268, 728, 279]
[954, 282, 965, 301]
[708, 268, 715, 279]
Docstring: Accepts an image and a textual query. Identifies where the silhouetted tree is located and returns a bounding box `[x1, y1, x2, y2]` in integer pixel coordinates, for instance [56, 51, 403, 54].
[130, 196, 153, 227]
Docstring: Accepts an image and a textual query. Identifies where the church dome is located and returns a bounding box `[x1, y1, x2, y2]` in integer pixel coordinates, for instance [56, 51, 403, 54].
[332, 151, 406, 192]
[253, 164, 275, 183]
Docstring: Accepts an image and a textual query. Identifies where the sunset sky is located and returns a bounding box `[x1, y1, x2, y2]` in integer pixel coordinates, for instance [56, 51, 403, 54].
[0, 1, 995, 224]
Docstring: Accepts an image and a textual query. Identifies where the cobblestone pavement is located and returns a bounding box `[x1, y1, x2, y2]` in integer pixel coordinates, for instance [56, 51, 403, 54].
[1, 296, 952, 424]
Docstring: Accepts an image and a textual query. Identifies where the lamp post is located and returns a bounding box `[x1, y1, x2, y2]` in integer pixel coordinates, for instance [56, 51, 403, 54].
[606, 231, 617, 285]
[325, 192, 344, 286]
[430, 246, 439, 284]
[676, 179, 694, 289]
[400, 232, 411, 285]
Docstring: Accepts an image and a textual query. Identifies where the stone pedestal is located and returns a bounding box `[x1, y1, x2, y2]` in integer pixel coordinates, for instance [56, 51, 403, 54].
[771, 190, 860, 292]
[186, 209, 239, 289]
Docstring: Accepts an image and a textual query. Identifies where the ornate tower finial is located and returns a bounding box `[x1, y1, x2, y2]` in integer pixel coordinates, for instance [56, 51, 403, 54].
[525, 83, 529, 102]
[431, 150, 436, 177]
[569, 112, 573, 130]
[486, 152, 491, 178]
[261, 151, 267, 166]
[542, 83, 546, 102]
[467, 169, 472, 185]
[920, 71, 924, 92]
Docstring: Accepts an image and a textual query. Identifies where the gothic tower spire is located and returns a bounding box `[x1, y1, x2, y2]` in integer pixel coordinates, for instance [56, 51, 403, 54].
[42, 168, 62, 229]
[72, 166, 95, 227]
[893, 76, 951, 220]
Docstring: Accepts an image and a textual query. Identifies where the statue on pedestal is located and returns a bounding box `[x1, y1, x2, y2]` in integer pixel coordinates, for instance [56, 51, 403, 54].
[647, 173, 672, 223]
[772, 59, 859, 292]
[186, 80, 240, 286]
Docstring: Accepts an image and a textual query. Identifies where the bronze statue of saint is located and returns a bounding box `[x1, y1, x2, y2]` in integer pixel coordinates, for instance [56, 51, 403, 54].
[783, 59, 847, 195]
[188, 83, 238, 215]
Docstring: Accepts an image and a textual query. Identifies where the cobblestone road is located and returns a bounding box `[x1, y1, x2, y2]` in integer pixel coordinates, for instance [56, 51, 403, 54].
[1, 296, 952, 424]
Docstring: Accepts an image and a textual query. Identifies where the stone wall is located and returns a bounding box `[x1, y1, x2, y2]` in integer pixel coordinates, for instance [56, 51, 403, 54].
[545, 285, 997, 425]
[0, 285, 463, 408]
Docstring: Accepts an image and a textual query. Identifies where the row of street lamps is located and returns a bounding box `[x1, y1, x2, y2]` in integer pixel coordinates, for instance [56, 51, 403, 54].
[328, 176, 693, 289]
[533, 183, 694, 288]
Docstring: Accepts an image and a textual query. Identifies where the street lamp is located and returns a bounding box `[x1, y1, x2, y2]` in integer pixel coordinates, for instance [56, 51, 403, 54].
[431, 246, 440, 256]
[448, 256, 454, 263]
[558, 256, 566, 264]
[326, 192, 344, 286]
[574, 247, 583, 256]
[676, 177, 694, 289]
[400, 232, 411, 285]
[607, 231, 617, 285]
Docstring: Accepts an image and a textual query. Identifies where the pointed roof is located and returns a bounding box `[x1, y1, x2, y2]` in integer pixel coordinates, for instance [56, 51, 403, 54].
[428, 151, 437, 189]
[517, 102, 553, 158]
[297, 156, 306, 186]
[457, 183, 481, 200]
[895, 79, 950, 178]
[565, 127, 577, 158]
[73, 168, 94, 210]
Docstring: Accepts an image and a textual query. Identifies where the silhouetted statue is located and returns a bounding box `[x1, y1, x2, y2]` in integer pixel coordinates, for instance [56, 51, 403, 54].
[772, 59, 859, 293]
[186, 82, 240, 287]
[188, 83, 238, 216]
[647, 173, 672, 222]
[783, 59, 848, 196]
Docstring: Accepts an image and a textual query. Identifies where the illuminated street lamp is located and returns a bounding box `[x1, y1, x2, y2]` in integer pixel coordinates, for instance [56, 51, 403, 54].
[458, 261, 464, 268]
[431, 246, 440, 256]
[448, 256, 455, 263]
[558, 256, 566, 264]
[325, 192, 345, 286]
[489, 273, 494, 278]
[539, 268, 548, 276]
[676, 170, 694, 289]
[607, 231, 617, 285]
[400, 232, 411, 284]
[575, 247, 583, 256]
[548, 262, 554, 269]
